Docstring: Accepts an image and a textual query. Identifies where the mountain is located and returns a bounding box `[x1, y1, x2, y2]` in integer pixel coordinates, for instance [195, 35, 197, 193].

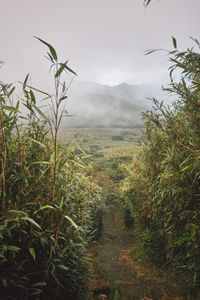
[64, 93, 144, 128]
[62, 81, 165, 128]
[68, 81, 165, 109]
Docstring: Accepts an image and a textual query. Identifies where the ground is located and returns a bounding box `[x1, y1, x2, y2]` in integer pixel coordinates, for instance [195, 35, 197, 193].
[88, 204, 185, 300]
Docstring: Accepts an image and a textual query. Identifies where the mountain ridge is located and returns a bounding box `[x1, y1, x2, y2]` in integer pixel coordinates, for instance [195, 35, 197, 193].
[64, 80, 165, 128]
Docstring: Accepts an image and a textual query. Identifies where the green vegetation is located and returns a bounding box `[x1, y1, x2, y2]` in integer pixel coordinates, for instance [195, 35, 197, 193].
[60, 128, 142, 201]
[2, 33, 199, 300]
[0, 39, 104, 299]
[121, 39, 200, 297]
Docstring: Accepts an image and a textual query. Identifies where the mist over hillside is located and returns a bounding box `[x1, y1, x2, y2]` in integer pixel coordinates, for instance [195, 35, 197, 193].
[63, 81, 166, 128]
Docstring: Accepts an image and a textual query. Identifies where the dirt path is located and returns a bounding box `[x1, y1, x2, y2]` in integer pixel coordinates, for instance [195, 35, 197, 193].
[89, 206, 184, 300]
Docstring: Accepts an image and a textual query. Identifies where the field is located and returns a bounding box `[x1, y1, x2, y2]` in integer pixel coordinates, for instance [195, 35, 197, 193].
[58, 127, 145, 205]
[59, 127, 144, 183]
[59, 127, 144, 155]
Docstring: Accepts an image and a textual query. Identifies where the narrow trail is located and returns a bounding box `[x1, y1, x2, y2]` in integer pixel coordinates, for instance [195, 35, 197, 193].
[89, 206, 184, 300]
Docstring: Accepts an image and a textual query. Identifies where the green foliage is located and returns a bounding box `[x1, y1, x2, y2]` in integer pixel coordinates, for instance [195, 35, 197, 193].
[0, 39, 104, 299]
[121, 40, 200, 296]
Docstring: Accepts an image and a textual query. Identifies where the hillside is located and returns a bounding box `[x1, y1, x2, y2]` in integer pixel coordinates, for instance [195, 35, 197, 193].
[64, 93, 144, 128]
[62, 80, 168, 128]
[68, 81, 165, 109]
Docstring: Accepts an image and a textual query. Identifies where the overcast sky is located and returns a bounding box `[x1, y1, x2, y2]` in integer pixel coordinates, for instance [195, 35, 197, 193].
[0, 0, 200, 88]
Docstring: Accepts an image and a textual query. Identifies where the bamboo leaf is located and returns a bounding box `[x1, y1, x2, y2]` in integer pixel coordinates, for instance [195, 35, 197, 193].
[36, 166, 50, 183]
[64, 64, 77, 76]
[21, 216, 42, 230]
[30, 89, 36, 104]
[16, 100, 20, 110]
[31, 161, 50, 165]
[2, 106, 18, 113]
[55, 61, 68, 78]
[26, 85, 51, 96]
[28, 137, 46, 149]
[145, 49, 157, 56]
[32, 282, 47, 287]
[65, 216, 78, 229]
[32, 104, 49, 121]
[23, 74, 29, 90]
[180, 165, 190, 172]
[8, 86, 15, 97]
[34, 205, 55, 214]
[9, 210, 27, 216]
[172, 36, 177, 49]
[4, 245, 21, 252]
[47, 52, 54, 63]
[29, 248, 36, 261]
[57, 264, 69, 271]
[18, 81, 51, 96]
[59, 197, 64, 209]
[35, 37, 58, 61]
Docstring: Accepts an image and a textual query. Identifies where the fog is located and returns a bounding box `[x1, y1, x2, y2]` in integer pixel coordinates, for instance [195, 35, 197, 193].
[1, 0, 199, 87]
[1, 0, 199, 127]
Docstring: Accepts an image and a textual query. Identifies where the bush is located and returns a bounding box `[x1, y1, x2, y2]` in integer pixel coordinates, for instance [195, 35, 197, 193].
[0, 39, 104, 299]
[112, 135, 124, 141]
[121, 39, 200, 296]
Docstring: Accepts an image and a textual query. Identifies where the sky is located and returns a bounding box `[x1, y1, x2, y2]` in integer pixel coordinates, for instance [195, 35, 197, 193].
[0, 0, 200, 89]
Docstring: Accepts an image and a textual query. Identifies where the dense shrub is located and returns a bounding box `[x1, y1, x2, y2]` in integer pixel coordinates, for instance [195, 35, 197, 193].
[0, 40, 104, 299]
[121, 39, 200, 296]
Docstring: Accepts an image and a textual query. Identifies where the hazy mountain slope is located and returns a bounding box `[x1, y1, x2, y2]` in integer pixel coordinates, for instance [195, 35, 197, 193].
[68, 81, 165, 109]
[64, 93, 144, 128]
[63, 80, 166, 128]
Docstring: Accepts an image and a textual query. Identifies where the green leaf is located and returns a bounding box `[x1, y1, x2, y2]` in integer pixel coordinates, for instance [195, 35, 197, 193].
[32, 282, 47, 287]
[65, 215, 78, 229]
[32, 104, 49, 121]
[172, 36, 177, 49]
[145, 49, 157, 56]
[47, 52, 54, 63]
[21, 216, 42, 230]
[180, 165, 190, 172]
[29, 248, 36, 261]
[33, 205, 55, 214]
[9, 210, 27, 216]
[28, 137, 46, 149]
[19, 81, 51, 96]
[55, 60, 68, 78]
[63, 64, 77, 76]
[35, 37, 58, 61]
[4, 245, 21, 252]
[8, 86, 15, 97]
[30, 89, 36, 104]
[36, 166, 50, 183]
[23, 74, 29, 90]
[16, 100, 20, 110]
[60, 197, 64, 209]
[2, 106, 18, 113]
[31, 161, 49, 165]
[57, 264, 69, 271]
[26, 85, 51, 96]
